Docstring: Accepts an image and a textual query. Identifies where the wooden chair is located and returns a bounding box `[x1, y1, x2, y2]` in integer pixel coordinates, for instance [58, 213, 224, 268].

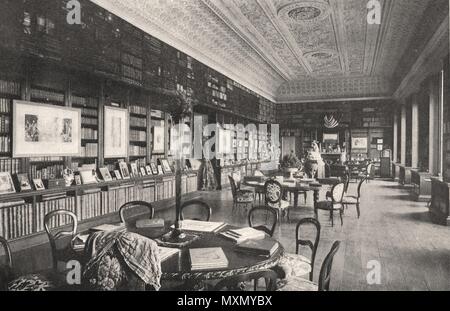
[277, 241, 341, 291]
[342, 177, 367, 218]
[180, 199, 212, 221]
[229, 175, 254, 214]
[248, 206, 278, 237]
[0, 235, 63, 291]
[44, 210, 79, 272]
[119, 201, 155, 224]
[314, 183, 345, 226]
[213, 269, 278, 291]
[276, 218, 321, 281]
[264, 179, 290, 221]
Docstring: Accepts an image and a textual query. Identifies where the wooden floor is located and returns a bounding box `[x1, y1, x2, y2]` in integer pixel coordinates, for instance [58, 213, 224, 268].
[159, 179, 450, 291]
[5, 179, 450, 291]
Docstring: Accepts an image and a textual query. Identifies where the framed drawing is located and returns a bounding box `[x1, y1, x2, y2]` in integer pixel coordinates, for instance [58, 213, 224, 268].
[140, 167, 147, 176]
[119, 162, 131, 180]
[150, 163, 158, 175]
[12, 100, 81, 157]
[74, 175, 82, 186]
[160, 159, 172, 174]
[33, 178, 45, 191]
[351, 137, 368, 150]
[153, 126, 165, 153]
[99, 167, 112, 182]
[114, 170, 122, 180]
[0, 172, 16, 194]
[157, 165, 164, 175]
[104, 106, 128, 158]
[145, 165, 152, 175]
[16, 173, 32, 192]
[80, 170, 97, 185]
[130, 163, 139, 177]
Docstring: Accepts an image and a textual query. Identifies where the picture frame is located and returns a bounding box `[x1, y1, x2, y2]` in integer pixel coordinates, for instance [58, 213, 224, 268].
[16, 173, 32, 192]
[99, 167, 113, 182]
[130, 163, 139, 177]
[140, 167, 147, 176]
[153, 126, 165, 153]
[33, 178, 45, 191]
[104, 106, 129, 158]
[157, 165, 164, 175]
[150, 163, 158, 175]
[0, 172, 16, 195]
[160, 159, 172, 174]
[80, 170, 98, 185]
[114, 170, 122, 180]
[74, 175, 82, 186]
[12, 100, 81, 157]
[351, 137, 368, 150]
[119, 162, 131, 180]
[145, 165, 152, 175]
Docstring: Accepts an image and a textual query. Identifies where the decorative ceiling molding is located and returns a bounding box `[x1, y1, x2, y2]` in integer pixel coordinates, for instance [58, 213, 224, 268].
[277, 0, 331, 25]
[393, 16, 449, 100]
[277, 76, 392, 103]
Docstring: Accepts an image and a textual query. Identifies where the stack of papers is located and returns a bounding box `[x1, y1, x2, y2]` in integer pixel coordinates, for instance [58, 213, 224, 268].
[159, 246, 180, 262]
[136, 218, 165, 229]
[220, 227, 266, 243]
[176, 220, 227, 233]
[189, 247, 229, 271]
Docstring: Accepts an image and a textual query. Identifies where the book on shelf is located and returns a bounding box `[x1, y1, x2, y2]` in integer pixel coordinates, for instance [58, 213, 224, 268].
[90, 223, 126, 232]
[219, 227, 266, 244]
[176, 220, 227, 233]
[136, 218, 165, 229]
[159, 246, 180, 262]
[189, 247, 228, 271]
[235, 239, 279, 257]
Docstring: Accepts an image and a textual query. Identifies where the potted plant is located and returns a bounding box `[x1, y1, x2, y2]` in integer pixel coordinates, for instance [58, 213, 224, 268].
[280, 152, 302, 179]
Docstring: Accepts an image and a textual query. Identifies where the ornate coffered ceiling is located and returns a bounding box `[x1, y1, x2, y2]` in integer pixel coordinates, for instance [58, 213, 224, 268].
[90, 0, 440, 102]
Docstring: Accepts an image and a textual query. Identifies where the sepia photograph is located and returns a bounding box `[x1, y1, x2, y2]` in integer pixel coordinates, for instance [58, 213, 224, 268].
[0, 0, 449, 307]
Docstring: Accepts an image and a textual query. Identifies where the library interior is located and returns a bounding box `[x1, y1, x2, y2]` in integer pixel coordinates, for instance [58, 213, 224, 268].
[0, 0, 449, 292]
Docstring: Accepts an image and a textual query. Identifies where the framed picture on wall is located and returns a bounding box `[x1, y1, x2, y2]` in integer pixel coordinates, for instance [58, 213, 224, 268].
[12, 100, 81, 157]
[104, 106, 129, 158]
[0, 172, 16, 195]
[351, 137, 368, 150]
[153, 126, 165, 153]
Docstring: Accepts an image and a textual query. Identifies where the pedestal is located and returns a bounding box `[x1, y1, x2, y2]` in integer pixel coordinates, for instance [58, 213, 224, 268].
[392, 162, 401, 182]
[399, 165, 414, 185]
[430, 177, 450, 226]
[411, 170, 432, 202]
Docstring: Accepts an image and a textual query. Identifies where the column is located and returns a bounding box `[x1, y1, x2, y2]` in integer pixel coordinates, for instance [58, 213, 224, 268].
[429, 76, 439, 175]
[400, 104, 407, 165]
[393, 111, 398, 163]
[411, 95, 419, 168]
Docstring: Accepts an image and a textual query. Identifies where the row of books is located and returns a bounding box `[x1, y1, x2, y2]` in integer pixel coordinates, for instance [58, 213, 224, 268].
[30, 88, 64, 103]
[129, 130, 146, 142]
[0, 115, 10, 134]
[80, 107, 98, 117]
[72, 96, 98, 108]
[0, 136, 10, 153]
[80, 143, 98, 157]
[0, 98, 11, 112]
[130, 116, 147, 128]
[0, 80, 20, 96]
[81, 128, 98, 140]
[82, 116, 98, 126]
[129, 105, 147, 116]
[129, 145, 146, 156]
[122, 52, 143, 69]
[0, 203, 34, 240]
[29, 163, 64, 180]
[0, 158, 21, 174]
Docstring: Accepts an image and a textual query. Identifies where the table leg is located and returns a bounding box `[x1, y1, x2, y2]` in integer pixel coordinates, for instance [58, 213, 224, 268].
[293, 191, 299, 208]
[313, 189, 319, 219]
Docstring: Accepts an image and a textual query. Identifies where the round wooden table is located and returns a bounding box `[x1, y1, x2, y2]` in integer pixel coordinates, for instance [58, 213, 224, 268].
[130, 224, 284, 282]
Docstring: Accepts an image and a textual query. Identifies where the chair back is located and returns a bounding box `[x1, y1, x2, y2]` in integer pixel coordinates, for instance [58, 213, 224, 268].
[228, 175, 238, 200]
[366, 163, 374, 177]
[213, 269, 277, 291]
[119, 201, 155, 224]
[295, 218, 321, 281]
[318, 241, 341, 291]
[264, 179, 283, 206]
[180, 199, 212, 221]
[343, 171, 351, 193]
[331, 183, 345, 203]
[248, 206, 278, 237]
[44, 210, 78, 271]
[0, 236, 12, 268]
